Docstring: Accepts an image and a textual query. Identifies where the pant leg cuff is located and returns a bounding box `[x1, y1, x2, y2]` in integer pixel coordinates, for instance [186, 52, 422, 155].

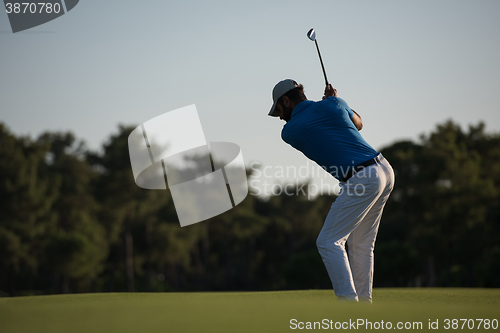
[337, 295, 359, 302]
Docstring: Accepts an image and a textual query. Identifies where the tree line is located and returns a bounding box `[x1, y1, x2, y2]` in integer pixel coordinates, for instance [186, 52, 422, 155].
[0, 119, 499, 296]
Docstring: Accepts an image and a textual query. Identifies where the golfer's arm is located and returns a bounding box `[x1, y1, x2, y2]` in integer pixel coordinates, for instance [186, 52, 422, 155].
[351, 109, 363, 131]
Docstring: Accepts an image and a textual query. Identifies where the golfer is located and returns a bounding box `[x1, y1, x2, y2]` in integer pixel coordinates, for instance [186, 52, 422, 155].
[268, 79, 395, 303]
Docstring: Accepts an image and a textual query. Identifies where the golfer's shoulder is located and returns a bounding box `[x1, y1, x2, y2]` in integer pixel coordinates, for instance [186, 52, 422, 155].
[281, 122, 292, 143]
[281, 113, 304, 143]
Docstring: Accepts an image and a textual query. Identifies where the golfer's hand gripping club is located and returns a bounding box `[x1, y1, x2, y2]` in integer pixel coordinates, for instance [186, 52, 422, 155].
[324, 84, 337, 99]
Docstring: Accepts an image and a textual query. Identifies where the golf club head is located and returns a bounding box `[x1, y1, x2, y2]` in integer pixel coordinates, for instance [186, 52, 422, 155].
[307, 28, 316, 41]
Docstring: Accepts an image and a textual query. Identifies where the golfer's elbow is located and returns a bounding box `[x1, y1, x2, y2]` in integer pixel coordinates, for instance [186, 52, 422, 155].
[352, 110, 363, 131]
[355, 120, 363, 131]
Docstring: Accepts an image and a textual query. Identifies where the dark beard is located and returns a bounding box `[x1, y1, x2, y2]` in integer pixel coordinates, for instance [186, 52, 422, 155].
[282, 106, 294, 122]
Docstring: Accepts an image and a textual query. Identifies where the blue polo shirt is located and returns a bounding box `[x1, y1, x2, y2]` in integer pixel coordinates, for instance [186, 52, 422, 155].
[281, 97, 379, 181]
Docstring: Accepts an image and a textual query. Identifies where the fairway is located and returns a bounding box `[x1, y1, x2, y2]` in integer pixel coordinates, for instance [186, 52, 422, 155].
[1, 289, 499, 332]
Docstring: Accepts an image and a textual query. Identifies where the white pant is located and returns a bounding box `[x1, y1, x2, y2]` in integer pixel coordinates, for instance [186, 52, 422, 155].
[316, 155, 394, 302]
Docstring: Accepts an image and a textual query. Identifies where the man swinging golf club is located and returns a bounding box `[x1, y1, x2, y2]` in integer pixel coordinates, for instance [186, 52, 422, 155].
[269, 29, 395, 303]
[269, 78, 394, 303]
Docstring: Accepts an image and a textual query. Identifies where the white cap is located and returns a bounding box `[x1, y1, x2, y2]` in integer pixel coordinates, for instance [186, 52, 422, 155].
[268, 79, 299, 117]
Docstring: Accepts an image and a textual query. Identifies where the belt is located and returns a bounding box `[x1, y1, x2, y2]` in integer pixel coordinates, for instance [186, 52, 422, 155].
[341, 154, 382, 182]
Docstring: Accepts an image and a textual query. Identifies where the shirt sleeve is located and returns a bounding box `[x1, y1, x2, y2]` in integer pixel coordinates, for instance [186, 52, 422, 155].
[346, 107, 354, 119]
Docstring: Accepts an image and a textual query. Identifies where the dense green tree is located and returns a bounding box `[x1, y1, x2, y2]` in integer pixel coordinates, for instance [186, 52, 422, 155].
[37, 132, 107, 293]
[1, 119, 499, 295]
[378, 120, 500, 287]
[0, 124, 57, 295]
[87, 125, 180, 292]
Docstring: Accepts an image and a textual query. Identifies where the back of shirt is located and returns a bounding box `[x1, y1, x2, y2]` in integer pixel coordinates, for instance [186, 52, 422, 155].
[281, 97, 379, 181]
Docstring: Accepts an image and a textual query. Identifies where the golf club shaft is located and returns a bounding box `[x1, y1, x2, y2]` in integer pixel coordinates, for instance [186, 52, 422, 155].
[314, 39, 329, 86]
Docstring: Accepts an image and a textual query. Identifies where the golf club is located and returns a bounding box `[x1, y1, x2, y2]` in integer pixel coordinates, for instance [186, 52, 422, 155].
[307, 28, 329, 86]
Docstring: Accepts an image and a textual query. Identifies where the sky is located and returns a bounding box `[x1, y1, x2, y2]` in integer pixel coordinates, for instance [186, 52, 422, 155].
[1, 0, 499, 195]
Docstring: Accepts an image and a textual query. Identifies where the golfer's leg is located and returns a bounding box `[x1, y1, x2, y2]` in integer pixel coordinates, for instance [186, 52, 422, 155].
[317, 202, 357, 300]
[316, 177, 384, 301]
[347, 198, 385, 302]
[347, 160, 395, 302]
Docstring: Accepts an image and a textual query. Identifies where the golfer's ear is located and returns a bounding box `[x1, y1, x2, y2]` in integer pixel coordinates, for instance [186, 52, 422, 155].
[282, 96, 291, 107]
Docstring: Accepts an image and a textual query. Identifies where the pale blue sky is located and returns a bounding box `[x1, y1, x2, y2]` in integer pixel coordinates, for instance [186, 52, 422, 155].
[1, 0, 499, 192]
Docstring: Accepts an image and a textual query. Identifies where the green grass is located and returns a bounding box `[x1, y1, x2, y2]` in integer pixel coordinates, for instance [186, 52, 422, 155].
[1, 289, 499, 332]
